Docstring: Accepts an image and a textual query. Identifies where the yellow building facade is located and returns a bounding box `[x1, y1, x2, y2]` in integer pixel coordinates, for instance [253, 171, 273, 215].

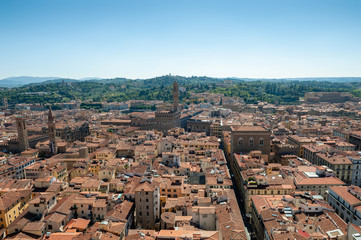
[0, 190, 32, 229]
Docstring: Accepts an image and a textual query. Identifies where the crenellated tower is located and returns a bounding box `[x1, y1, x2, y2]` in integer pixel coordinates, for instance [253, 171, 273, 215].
[48, 107, 58, 155]
[172, 81, 179, 112]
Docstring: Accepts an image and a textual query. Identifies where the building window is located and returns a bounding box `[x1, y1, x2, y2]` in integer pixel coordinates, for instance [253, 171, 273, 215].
[250, 138, 254, 147]
[259, 138, 264, 147]
[238, 138, 243, 147]
[48, 225, 53, 230]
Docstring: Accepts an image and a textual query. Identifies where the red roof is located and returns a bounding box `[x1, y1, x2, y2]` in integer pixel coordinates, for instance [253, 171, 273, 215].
[297, 229, 310, 238]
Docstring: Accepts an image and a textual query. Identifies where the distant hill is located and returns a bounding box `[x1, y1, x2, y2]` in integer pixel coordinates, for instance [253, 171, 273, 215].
[230, 77, 361, 82]
[0, 76, 105, 88]
[26, 78, 80, 86]
[2, 76, 361, 88]
[285, 77, 361, 82]
[0, 76, 61, 87]
[2, 74, 361, 106]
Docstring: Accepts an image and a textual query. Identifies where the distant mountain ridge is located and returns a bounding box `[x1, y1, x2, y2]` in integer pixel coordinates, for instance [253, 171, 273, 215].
[0, 76, 103, 88]
[0, 76, 61, 87]
[1, 76, 361, 88]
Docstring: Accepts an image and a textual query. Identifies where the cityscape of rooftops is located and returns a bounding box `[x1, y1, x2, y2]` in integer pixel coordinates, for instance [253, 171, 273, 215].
[1, 0, 361, 239]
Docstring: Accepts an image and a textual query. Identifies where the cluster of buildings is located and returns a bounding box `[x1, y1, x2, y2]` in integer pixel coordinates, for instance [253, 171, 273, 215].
[2, 82, 361, 239]
[0, 82, 249, 240]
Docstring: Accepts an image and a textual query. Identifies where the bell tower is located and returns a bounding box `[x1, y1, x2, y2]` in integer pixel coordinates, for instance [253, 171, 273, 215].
[16, 116, 29, 152]
[172, 81, 179, 112]
[48, 107, 58, 155]
[2, 98, 8, 110]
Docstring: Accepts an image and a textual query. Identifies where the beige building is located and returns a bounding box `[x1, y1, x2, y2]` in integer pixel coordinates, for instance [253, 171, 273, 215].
[251, 193, 347, 240]
[135, 180, 160, 230]
[241, 172, 295, 214]
[288, 135, 316, 157]
[28, 193, 57, 219]
[313, 152, 353, 185]
[288, 166, 345, 198]
[98, 166, 116, 182]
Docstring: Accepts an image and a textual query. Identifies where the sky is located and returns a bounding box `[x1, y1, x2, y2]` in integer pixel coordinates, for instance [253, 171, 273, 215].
[0, 0, 361, 80]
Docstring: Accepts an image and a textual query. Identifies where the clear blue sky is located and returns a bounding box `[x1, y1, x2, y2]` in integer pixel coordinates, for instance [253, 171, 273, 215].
[1, 0, 361, 79]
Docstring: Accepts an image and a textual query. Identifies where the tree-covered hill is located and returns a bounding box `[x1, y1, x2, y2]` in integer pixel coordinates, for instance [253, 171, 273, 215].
[1, 75, 361, 106]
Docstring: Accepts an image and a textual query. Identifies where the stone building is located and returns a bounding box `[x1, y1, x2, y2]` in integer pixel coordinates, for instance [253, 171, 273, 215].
[7, 116, 30, 153]
[148, 81, 181, 133]
[56, 122, 90, 142]
[2, 98, 8, 110]
[230, 125, 271, 156]
[349, 131, 361, 150]
[187, 120, 211, 135]
[16, 116, 29, 152]
[135, 179, 160, 230]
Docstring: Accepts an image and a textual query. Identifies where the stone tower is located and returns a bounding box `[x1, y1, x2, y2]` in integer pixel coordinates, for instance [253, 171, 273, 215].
[16, 116, 29, 152]
[48, 107, 58, 155]
[172, 81, 179, 112]
[2, 98, 8, 110]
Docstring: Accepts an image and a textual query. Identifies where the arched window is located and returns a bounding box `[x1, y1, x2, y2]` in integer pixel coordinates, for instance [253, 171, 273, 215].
[238, 138, 243, 147]
[249, 138, 254, 147]
[259, 138, 264, 147]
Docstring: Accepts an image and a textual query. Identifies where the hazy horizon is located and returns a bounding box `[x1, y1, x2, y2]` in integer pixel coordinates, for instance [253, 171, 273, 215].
[2, 75, 361, 82]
